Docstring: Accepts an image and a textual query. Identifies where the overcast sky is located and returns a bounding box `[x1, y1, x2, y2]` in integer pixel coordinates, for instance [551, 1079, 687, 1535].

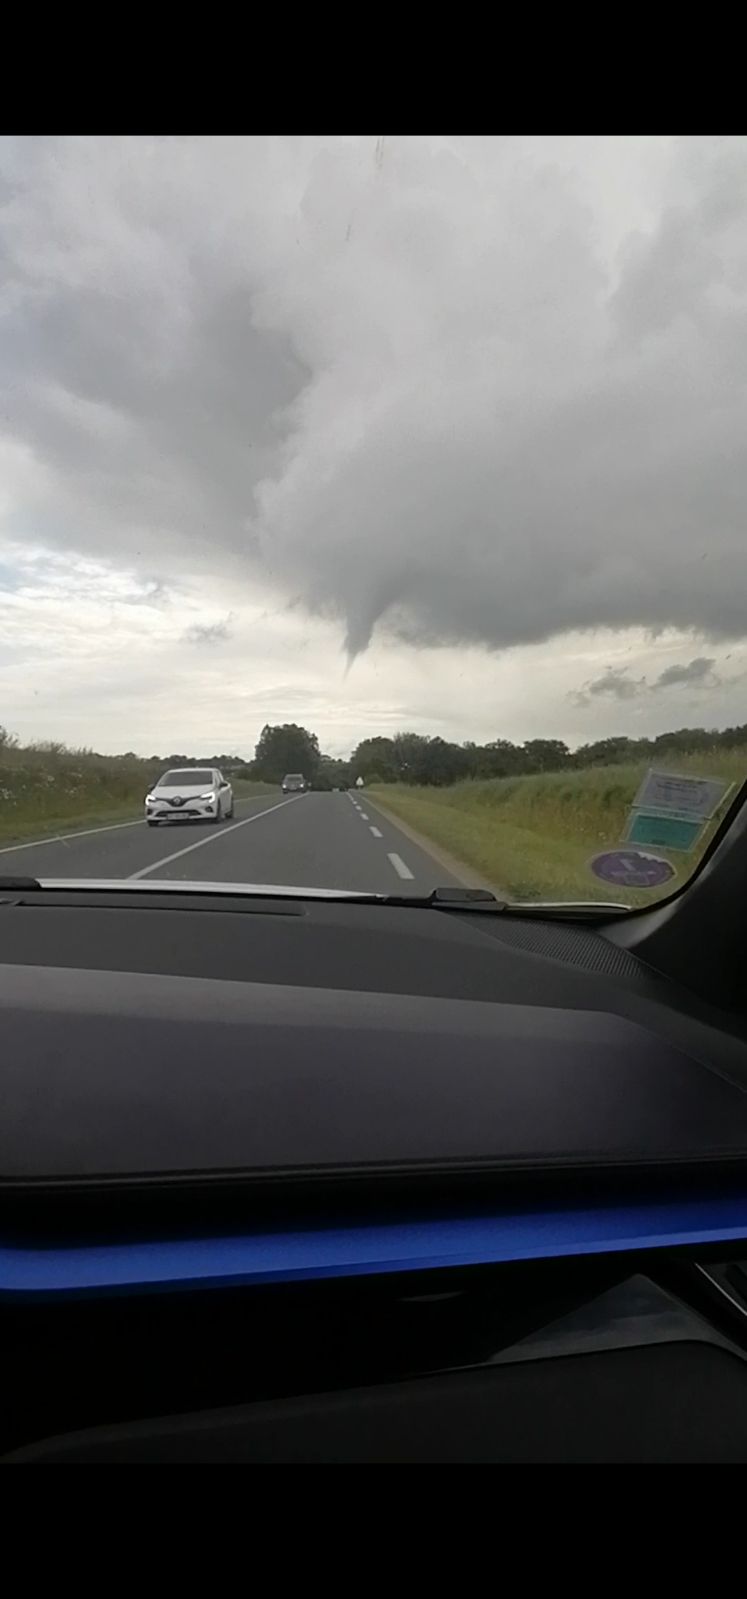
[1, 135, 746, 757]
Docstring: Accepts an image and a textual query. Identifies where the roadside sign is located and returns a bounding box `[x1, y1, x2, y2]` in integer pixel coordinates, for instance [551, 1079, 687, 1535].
[590, 849, 676, 890]
[626, 812, 703, 852]
[633, 769, 731, 822]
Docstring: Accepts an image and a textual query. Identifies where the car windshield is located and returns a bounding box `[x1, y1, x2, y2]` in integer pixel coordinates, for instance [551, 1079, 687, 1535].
[1, 136, 745, 908]
[158, 771, 213, 788]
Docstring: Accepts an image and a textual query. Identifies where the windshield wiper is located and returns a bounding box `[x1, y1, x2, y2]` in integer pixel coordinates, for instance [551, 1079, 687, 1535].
[0, 876, 42, 892]
[348, 887, 628, 917]
[339, 886, 508, 910]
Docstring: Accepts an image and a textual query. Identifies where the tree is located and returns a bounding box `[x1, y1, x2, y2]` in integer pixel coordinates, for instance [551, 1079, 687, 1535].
[474, 739, 523, 778]
[653, 727, 712, 755]
[391, 732, 433, 783]
[350, 736, 397, 783]
[521, 739, 570, 773]
[572, 736, 643, 768]
[315, 755, 352, 790]
[254, 723, 320, 783]
[417, 736, 470, 786]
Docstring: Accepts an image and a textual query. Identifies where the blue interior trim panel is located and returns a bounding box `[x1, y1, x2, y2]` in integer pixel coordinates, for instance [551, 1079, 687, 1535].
[4, 1194, 747, 1296]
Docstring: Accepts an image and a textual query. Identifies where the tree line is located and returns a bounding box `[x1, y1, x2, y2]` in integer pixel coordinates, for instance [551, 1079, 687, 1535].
[4, 719, 745, 791]
[246, 721, 747, 789]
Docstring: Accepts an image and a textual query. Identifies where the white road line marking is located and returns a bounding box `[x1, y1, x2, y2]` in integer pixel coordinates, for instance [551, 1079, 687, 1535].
[370, 826, 383, 838]
[359, 812, 369, 821]
[0, 794, 262, 859]
[129, 795, 305, 880]
[388, 852, 414, 880]
[0, 817, 144, 856]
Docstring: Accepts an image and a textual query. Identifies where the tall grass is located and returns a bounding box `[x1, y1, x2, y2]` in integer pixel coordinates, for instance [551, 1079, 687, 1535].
[371, 748, 746, 906]
[0, 736, 273, 846]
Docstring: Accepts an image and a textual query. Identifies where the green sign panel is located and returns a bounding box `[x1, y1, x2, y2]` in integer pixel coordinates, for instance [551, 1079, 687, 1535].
[626, 811, 703, 852]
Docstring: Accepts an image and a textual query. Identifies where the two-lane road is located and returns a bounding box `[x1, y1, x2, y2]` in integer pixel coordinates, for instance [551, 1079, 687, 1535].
[0, 791, 463, 894]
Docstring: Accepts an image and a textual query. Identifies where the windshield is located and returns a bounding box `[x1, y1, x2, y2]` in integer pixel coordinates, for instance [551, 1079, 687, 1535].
[1, 136, 745, 908]
[158, 771, 214, 788]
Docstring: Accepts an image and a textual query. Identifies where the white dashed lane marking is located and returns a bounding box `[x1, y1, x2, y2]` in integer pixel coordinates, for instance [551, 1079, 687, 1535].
[388, 852, 414, 881]
[370, 826, 383, 838]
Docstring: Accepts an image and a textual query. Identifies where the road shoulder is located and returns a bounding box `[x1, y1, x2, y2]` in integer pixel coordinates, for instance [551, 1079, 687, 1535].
[365, 794, 503, 896]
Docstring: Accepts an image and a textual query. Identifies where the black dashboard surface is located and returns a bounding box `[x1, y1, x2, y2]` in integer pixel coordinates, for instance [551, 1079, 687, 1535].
[1, 890, 746, 1190]
[9, 1342, 747, 1463]
[3, 889, 747, 1463]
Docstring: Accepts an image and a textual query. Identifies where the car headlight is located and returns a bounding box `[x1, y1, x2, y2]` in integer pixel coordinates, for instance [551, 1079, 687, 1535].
[145, 795, 156, 806]
[200, 792, 215, 801]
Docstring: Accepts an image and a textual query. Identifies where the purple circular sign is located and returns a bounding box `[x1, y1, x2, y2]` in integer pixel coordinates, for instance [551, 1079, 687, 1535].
[590, 849, 675, 890]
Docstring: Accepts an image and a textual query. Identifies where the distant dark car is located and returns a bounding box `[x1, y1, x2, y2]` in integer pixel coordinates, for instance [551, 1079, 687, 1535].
[281, 773, 308, 794]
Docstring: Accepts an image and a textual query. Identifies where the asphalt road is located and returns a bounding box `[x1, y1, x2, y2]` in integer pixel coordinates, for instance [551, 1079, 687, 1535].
[0, 791, 463, 895]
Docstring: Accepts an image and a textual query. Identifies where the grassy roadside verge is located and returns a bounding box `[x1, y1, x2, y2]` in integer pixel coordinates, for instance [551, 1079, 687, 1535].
[370, 750, 745, 907]
[228, 780, 277, 801]
[0, 777, 276, 850]
[0, 804, 143, 850]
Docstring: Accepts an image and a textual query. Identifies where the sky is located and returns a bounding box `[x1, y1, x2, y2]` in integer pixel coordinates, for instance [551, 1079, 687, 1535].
[1, 134, 746, 758]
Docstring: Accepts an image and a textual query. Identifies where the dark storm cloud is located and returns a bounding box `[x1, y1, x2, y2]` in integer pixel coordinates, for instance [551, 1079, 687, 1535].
[1, 278, 307, 562]
[652, 655, 718, 689]
[571, 666, 648, 707]
[573, 653, 724, 707]
[587, 667, 647, 701]
[1, 136, 746, 656]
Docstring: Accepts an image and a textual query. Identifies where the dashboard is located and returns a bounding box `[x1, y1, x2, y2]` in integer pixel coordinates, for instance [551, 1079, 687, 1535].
[2, 884, 747, 1461]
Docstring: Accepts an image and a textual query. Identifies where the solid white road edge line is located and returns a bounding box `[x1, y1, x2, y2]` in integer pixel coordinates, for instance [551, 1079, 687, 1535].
[0, 817, 145, 855]
[388, 852, 414, 881]
[370, 826, 383, 838]
[129, 794, 306, 880]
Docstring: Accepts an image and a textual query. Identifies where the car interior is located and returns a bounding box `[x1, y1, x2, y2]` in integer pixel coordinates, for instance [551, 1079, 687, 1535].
[2, 784, 747, 1463]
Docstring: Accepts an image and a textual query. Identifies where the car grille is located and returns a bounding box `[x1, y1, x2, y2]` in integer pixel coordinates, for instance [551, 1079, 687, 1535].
[155, 799, 210, 815]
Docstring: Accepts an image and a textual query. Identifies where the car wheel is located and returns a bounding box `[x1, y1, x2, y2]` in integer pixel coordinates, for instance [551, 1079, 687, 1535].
[213, 803, 223, 823]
